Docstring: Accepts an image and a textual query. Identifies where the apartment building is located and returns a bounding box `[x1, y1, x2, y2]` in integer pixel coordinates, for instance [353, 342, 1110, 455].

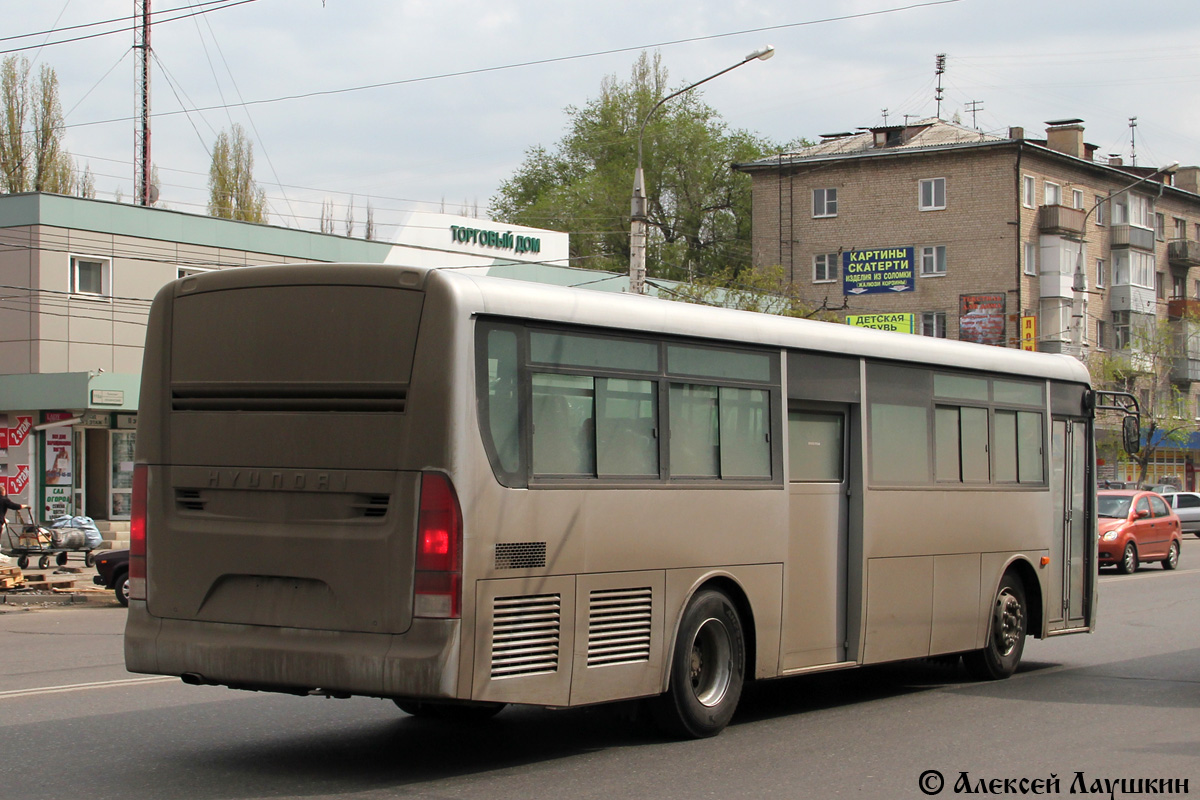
[735, 119, 1200, 486]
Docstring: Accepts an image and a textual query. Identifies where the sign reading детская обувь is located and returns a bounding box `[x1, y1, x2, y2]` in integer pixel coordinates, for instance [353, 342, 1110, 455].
[842, 247, 915, 295]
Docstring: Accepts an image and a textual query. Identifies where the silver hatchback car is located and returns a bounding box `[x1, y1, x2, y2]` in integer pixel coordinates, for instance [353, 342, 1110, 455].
[1163, 491, 1200, 536]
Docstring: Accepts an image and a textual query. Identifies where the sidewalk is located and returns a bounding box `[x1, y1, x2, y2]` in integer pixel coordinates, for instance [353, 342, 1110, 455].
[0, 557, 121, 611]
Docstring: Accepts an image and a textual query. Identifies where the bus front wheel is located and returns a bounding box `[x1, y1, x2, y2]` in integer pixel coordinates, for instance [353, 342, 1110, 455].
[651, 589, 745, 739]
[964, 573, 1027, 681]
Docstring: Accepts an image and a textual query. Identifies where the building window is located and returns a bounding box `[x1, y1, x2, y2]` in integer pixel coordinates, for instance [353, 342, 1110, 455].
[920, 245, 947, 276]
[812, 188, 838, 218]
[177, 266, 212, 279]
[1113, 250, 1154, 287]
[922, 311, 947, 338]
[1095, 196, 1106, 226]
[1156, 212, 1166, 241]
[1173, 217, 1186, 240]
[1072, 189, 1084, 210]
[1023, 242, 1037, 276]
[919, 178, 946, 211]
[813, 252, 838, 283]
[1022, 176, 1035, 208]
[1096, 258, 1106, 288]
[1113, 311, 1130, 349]
[1156, 272, 1165, 299]
[69, 256, 110, 298]
[1097, 319, 1110, 349]
[1173, 273, 1186, 300]
[1044, 182, 1062, 206]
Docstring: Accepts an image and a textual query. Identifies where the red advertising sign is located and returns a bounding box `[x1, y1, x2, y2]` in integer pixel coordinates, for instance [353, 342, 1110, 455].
[11, 464, 30, 494]
[0, 426, 7, 452]
[0, 476, 7, 494]
[9, 416, 32, 447]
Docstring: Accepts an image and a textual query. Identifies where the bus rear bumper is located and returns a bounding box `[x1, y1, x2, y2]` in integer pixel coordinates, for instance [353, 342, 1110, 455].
[124, 601, 462, 699]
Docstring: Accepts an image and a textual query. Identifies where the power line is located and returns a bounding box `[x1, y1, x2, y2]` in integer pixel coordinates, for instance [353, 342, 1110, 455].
[60, 1, 964, 132]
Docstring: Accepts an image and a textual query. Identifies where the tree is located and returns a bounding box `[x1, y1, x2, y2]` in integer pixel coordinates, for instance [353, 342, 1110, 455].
[490, 52, 792, 281]
[207, 123, 267, 222]
[1088, 315, 1199, 486]
[0, 55, 80, 195]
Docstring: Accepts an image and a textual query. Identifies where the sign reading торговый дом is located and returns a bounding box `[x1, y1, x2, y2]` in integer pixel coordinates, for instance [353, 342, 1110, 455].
[842, 247, 915, 295]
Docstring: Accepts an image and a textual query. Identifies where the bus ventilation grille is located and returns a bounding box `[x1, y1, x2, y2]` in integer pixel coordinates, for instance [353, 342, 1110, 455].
[586, 587, 653, 668]
[175, 489, 206, 512]
[490, 593, 561, 679]
[494, 542, 547, 570]
[358, 495, 390, 518]
[170, 383, 407, 413]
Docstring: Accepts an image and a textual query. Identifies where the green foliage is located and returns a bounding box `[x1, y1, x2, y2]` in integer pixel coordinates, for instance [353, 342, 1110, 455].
[1088, 316, 1198, 484]
[0, 55, 81, 195]
[490, 52, 791, 280]
[207, 123, 267, 222]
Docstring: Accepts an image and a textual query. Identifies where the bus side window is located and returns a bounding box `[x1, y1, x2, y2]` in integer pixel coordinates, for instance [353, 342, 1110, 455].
[484, 327, 522, 479]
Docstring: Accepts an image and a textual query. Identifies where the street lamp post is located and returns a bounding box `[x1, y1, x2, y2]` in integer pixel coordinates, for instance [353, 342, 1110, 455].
[628, 45, 775, 295]
[1069, 160, 1180, 351]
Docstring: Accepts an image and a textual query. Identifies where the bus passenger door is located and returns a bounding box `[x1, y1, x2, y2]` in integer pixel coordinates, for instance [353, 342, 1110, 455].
[1049, 418, 1091, 631]
[781, 404, 850, 670]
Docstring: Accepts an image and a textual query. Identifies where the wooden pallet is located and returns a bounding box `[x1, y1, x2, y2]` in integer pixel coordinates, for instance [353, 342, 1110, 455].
[0, 565, 23, 589]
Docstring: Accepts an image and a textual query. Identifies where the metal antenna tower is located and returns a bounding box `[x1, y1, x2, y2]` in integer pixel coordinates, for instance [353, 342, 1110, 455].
[1128, 116, 1138, 167]
[134, 0, 152, 205]
[935, 54, 946, 119]
[965, 100, 983, 129]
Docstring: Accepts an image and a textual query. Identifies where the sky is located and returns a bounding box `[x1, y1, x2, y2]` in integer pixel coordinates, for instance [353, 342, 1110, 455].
[6, 0, 1200, 243]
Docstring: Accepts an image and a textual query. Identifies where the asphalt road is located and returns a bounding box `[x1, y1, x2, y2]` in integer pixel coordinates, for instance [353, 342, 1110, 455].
[1, 561, 1197, 800]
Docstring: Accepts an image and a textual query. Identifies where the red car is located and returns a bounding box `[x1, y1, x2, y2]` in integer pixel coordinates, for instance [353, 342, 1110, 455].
[1097, 490, 1183, 573]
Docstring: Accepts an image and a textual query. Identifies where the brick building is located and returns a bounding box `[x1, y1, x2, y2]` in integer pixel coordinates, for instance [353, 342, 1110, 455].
[734, 119, 1200, 486]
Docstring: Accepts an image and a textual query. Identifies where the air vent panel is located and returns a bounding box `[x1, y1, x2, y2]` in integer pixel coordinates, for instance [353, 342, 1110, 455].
[587, 587, 652, 668]
[494, 542, 547, 570]
[490, 593, 561, 679]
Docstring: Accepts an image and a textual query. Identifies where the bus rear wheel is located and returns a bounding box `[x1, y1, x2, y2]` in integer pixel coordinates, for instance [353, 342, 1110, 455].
[651, 589, 745, 739]
[964, 573, 1027, 681]
[393, 699, 505, 721]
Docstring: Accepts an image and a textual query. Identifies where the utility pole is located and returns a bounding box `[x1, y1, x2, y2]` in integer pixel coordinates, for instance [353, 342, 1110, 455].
[134, 0, 152, 205]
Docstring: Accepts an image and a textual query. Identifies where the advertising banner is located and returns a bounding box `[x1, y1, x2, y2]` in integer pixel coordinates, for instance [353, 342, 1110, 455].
[845, 313, 915, 333]
[9, 415, 32, 448]
[959, 294, 1007, 346]
[11, 464, 29, 494]
[842, 248, 915, 295]
[1020, 315, 1037, 351]
[44, 412, 74, 486]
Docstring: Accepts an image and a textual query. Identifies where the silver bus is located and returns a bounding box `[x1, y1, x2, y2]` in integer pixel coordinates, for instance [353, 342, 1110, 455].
[126, 263, 1100, 737]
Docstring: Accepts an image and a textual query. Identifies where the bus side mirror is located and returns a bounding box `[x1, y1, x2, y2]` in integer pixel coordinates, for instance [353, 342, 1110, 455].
[1122, 416, 1141, 456]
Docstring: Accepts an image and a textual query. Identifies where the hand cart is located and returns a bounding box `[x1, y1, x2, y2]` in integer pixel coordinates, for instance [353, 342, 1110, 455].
[1, 507, 98, 569]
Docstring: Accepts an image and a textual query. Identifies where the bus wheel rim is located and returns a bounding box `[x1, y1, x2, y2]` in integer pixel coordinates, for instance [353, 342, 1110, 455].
[993, 589, 1023, 656]
[689, 617, 733, 707]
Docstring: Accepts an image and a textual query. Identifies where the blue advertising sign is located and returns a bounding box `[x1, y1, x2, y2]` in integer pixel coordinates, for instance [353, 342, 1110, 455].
[842, 247, 915, 295]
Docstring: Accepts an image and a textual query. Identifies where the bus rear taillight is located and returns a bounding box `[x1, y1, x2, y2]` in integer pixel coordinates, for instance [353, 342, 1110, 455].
[129, 464, 147, 601]
[414, 472, 462, 619]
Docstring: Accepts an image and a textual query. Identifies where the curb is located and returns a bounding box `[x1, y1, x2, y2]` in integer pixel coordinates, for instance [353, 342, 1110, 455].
[0, 591, 120, 609]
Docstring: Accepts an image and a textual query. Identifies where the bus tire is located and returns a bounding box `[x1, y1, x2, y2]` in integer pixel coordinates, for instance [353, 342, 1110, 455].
[393, 699, 505, 721]
[964, 573, 1027, 681]
[651, 589, 745, 739]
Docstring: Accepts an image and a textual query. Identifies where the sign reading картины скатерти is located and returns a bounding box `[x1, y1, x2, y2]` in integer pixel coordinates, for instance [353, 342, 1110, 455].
[842, 248, 914, 295]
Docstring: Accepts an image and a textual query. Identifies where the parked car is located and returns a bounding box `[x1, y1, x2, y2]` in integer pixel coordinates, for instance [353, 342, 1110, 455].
[1163, 491, 1200, 536]
[92, 549, 130, 606]
[1140, 484, 1179, 495]
[1097, 490, 1182, 573]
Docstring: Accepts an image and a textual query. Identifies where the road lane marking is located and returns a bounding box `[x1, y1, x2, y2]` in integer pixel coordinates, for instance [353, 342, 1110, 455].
[0, 675, 176, 699]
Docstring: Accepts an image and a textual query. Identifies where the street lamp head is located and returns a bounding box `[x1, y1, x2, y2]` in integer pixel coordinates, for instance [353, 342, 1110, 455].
[1162, 160, 1180, 175]
[745, 45, 775, 62]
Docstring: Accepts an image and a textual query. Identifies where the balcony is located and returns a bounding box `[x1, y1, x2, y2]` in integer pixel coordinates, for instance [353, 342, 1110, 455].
[1168, 298, 1200, 319]
[1171, 319, 1200, 383]
[1110, 224, 1156, 251]
[1110, 284, 1156, 313]
[1168, 239, 1200, 266]
[1037, 204, 1086, 236]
